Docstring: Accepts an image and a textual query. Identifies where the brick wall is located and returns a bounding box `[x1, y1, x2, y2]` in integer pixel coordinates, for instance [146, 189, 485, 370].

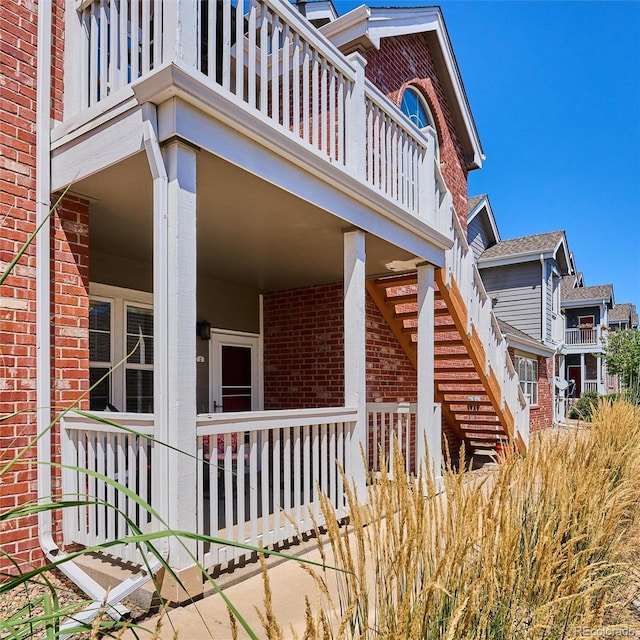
[364, 35, 469, 230]
[263, 283, 345, 409]
[508, 349, 554, 432]
[0, 0, 88, 570]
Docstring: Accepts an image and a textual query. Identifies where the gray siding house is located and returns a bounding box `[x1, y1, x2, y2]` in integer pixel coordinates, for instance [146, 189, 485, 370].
[561, 273, 614, 396]
[467, 195, 571, 426]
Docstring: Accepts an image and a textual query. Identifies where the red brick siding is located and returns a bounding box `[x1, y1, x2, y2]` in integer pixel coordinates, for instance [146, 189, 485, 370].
[364, 36, 469, 230]
[263, 283, 345, 409]
[0, 0, 84, 570]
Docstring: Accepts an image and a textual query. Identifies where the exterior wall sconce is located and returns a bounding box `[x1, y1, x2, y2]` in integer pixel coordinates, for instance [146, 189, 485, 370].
[197, 320, 211, 341]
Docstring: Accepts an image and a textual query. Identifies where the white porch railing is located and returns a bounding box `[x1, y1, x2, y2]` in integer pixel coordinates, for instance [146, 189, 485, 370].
[444, 209, 530, 447]
[195, 407, 357, 568]
[61, 412, 156, 565]
[73, 0, 445, 227]
[565, 327, 599, 346]
[366, 402, 441, 476]
[583, 381, 599, 393]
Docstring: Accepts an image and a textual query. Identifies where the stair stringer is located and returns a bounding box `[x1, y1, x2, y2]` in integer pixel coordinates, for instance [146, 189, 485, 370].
[366, 278, 493, 453]
[434, 268, 517, 446]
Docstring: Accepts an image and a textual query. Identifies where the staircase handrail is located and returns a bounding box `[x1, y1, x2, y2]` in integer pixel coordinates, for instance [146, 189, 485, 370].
[445, 204, 530, 447]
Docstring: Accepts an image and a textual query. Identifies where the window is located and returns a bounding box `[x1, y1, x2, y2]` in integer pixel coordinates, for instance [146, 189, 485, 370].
[400, 86, 434, 130]
[89, 285, 153, 413]
[515, 355, 538, 405]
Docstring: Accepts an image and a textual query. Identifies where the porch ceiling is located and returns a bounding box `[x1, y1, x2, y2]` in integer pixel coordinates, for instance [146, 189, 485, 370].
[75, 150, 417, 292]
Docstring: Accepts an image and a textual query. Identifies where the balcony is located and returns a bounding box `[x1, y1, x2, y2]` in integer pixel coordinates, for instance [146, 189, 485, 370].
[565, 327, 601, 347]
[57, 0, 450, 241]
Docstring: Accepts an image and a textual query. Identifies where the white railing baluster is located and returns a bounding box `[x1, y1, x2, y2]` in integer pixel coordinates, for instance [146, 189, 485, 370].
[247, 0, 257, 107]
[259, 3, 269, 115]
[282, 24, 290, 130]
[292, 33, 301, 135]
[271, 14, 280, 122]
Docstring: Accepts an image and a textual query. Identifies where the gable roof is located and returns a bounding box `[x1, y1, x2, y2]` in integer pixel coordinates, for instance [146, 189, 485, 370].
[560, 272, 582, 298]
[319, 5, 484, 169]
[477, 230, 571, 273]
[562, 283, 614, 306]
[467, 193, 500, 245]
[609, 303, 639, 327]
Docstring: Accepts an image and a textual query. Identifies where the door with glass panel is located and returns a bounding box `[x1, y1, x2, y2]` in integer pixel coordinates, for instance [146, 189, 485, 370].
[210, 332, 260, 413]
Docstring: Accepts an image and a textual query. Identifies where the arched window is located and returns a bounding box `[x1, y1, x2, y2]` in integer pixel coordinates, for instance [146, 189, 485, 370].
[400, 86, 435, 130]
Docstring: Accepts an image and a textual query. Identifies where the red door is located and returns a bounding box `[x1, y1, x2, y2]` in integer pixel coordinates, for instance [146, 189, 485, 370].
[568, 365, 582, 397]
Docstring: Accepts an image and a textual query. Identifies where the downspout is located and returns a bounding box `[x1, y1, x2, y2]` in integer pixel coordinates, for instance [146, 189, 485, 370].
[35, 5, 157, 629]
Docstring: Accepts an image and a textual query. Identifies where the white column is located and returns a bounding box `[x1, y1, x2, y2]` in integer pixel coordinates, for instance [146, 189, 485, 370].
[345, 53, 367, 179]
[162, 1, 199, 67]
[154, 140, 198, 569]
[344, 229, 367, 501]
[417, 263, 440, 484]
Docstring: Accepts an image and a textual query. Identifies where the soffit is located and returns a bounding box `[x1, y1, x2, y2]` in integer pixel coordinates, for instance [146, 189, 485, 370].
[73, 151, 417, 292]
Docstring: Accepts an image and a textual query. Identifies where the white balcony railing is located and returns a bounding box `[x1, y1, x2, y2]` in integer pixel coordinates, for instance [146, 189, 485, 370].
[444, 210, 530, 447]
[565, 327, 600, 346]
[73, 0, 444, 227]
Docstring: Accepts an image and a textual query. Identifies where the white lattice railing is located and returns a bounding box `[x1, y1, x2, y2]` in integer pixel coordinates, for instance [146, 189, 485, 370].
[74, 0, 445, 227]
[195, 407, 356, 568]
[61, 412, 156, 565]
[444, 211, 530, 446]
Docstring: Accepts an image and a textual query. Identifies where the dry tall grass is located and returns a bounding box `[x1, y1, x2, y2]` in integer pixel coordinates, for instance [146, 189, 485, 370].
[295, 400, 640, 639]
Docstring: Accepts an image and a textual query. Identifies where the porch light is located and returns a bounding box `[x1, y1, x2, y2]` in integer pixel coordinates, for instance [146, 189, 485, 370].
[197, 320, 211, 341]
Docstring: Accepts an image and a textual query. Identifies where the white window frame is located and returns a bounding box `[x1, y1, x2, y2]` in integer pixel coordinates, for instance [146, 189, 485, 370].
[89, 283, 153, 413]
[400, 85, 440, 159]
[515, 353, 538, 406]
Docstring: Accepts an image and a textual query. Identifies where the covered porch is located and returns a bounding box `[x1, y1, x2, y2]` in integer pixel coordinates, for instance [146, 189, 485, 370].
[54, 127, 443, 583]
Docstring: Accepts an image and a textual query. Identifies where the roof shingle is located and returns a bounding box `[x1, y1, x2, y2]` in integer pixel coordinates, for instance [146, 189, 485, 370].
[479, 231, 565, 260]
[562, 284, 613, 303]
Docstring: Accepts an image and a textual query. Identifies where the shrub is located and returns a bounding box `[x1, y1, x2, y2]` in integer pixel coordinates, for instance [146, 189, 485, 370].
[569, 389, 600, 420]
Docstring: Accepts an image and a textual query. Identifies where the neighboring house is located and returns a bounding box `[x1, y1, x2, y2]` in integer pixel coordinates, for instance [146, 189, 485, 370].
[1, 0, 530, 613]
[606, 302, 639, 392]
[608, 302, 638, 332]
[560, 274, 614, 397]
[468, 195, 571, 427]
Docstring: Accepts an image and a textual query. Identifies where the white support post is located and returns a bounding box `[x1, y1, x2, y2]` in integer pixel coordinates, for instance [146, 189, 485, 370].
[345, 53, 367, 179]
[162, 0, 199, 67]
[419, 127, 437, 221]
[344, 229, 367, 502]
[417, 263, 440, 485]
[155, 140, 198, 569]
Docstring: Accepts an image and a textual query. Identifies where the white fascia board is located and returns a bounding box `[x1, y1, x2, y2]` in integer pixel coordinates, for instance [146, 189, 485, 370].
[478, 250, 555, 269]
[321, 5, 483, 169]
[506, 333, 555, 358]
[553, 234, 572, 274]
[319, 4, 371, 49]
[561, 298, 609, 309]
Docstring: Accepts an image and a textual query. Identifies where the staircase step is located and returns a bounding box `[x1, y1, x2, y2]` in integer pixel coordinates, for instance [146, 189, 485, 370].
[393, 310, 418, 320]
[434, 352, 473, 360]
[384, 293, 416, 305]
[434, 338, 464, 347]
[374, 274, 418, 288]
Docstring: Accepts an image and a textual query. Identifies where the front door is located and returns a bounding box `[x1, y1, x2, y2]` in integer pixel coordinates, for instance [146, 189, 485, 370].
[210, 331, 261, 413]
[568, 365, 582, 398]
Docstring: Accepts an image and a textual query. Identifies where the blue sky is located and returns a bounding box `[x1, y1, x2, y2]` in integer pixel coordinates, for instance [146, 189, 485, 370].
[336, 0, 640, 313]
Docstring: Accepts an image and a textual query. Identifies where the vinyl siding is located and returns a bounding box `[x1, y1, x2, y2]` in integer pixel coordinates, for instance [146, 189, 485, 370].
[480, 262, 542, 340]
[544, 261, 554, 340]
[468, 215, 494, 261]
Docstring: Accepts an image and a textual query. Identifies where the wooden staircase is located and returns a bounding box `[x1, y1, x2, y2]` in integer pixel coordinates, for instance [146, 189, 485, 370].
[366, 271, 518, 454]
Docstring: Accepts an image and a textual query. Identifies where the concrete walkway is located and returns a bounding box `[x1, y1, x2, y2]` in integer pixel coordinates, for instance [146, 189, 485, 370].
[121, 532, 354, 639]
